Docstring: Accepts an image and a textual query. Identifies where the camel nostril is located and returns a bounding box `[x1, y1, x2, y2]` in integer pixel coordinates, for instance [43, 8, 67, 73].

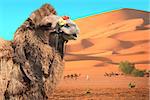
[72, 34, 77, 37]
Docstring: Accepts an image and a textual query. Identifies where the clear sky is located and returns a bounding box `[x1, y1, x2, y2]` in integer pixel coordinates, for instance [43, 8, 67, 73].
[0, 0, 149, 40]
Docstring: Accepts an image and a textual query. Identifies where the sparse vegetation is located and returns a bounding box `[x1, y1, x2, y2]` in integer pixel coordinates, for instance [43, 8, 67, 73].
[128, 82, 136, 88]
[86, 91, 91, 94]
[118, 61, 145, 77]
[85, 89, 91, 95]
[119, 61, 135, 74]
[131, 69, 145, 77]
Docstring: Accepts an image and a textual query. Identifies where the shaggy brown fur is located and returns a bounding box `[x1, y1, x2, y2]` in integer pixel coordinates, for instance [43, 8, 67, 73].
[0, 4, 69, 99]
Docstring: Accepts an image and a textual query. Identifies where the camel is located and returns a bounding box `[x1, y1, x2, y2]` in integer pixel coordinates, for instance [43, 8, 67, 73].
[0, 3, 79, 100]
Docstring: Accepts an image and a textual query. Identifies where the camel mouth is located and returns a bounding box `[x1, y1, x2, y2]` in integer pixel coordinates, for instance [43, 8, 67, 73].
[62, 33, 78, 40]
[72, 34, 77, 38]
[71, 34, 78, 40]
[69, 33, 78, 40]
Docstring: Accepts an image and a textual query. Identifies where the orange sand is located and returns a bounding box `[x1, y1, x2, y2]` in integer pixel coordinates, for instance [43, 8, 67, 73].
[56, 9, 149, 99]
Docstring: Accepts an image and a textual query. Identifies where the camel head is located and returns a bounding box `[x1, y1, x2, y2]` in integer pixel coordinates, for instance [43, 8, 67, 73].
[36, 14, 79, 58]
[39, 14, 79, 40]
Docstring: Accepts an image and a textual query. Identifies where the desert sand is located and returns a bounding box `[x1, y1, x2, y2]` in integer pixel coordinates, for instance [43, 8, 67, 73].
[49, 8, 150, 99]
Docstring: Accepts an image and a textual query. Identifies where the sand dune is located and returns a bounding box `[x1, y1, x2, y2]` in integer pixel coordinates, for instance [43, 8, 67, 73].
[66, 37, 120, 53]
[76, 18, 144, 39]
[59, 9, 149, 92]
[74, 8, 149, 35]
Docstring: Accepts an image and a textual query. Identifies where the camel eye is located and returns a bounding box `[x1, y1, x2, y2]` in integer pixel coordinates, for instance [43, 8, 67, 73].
[65, 24, 70, 28]
[47, 23, 52, 27]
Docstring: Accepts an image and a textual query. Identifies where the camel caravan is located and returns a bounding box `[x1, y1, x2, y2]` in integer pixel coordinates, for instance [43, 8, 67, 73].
[104, 72, 123, 77]
[64, 73, 81, 80]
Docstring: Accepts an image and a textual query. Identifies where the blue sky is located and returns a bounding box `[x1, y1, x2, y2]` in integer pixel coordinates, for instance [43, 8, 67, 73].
[0, 0, 149, 40]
